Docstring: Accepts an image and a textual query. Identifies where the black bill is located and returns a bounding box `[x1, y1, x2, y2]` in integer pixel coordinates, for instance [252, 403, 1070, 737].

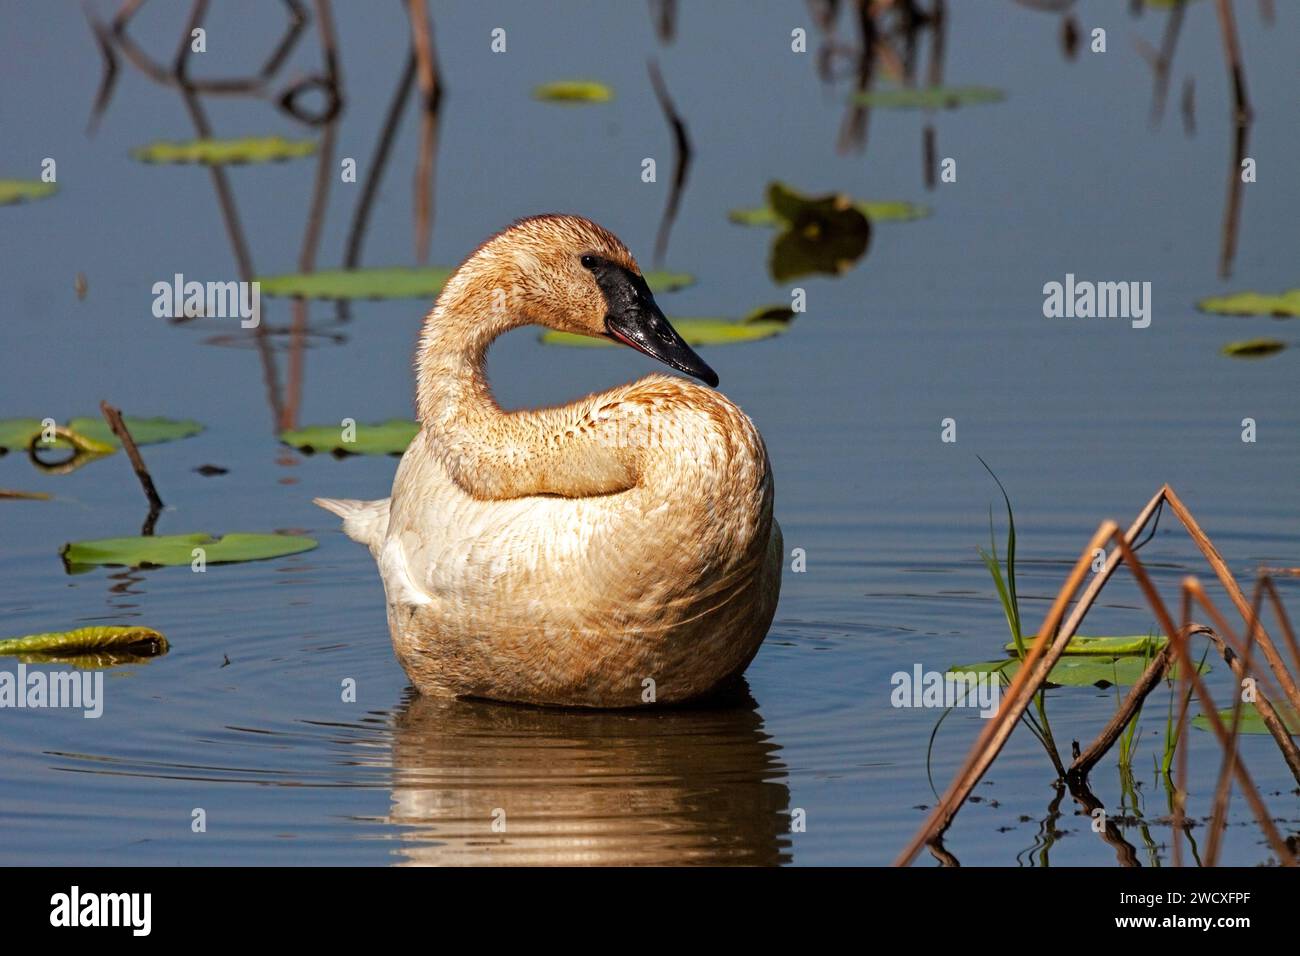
[584, 256, 719, 387]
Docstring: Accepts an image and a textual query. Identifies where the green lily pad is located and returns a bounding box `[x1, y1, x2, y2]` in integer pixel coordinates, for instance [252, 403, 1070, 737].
[256, 266, 692, 300]
[0, 626, 167, 659]
[851, 85, 1005, 110]
[1197, 289, 1300, 318]
[534, 80, 613, 103]
[0, 419, 111, 456]
[0, 180, 58, 206]
[953, 655, 1208, 688]
[131, 136, 317, 165]
[743, 305, 797, 323]
[1005, 635, 1166, 656]
[1193, 705, 1300, 736]
[541, 311, 793, 348]
[280, 420, 420, 456]
[1221, 338, 1286, 358]
[257, 266, 453, 300]
[0, 416, 201, 452]
[729, 199, 929, 227]
[62, 532, 317, 568]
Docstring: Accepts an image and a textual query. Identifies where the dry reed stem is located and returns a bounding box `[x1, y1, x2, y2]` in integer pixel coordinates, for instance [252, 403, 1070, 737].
[99, 401, 164, 536]
[1184, 581, 1300, 782]
[1069, 640, 1175, 780]
[406, 0, 440, 265]
[1167, 577, 1295, 865]
[1163, 488, 1300, 711]
[1204, 612, 1255, 867]
[899, 485, 1299, 866]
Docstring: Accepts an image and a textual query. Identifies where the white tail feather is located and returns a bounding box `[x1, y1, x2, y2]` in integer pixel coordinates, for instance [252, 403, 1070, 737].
[313, 496, 390, 553]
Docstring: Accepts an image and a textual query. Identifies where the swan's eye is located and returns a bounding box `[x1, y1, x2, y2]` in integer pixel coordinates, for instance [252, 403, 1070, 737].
[580, 254, 597, 268]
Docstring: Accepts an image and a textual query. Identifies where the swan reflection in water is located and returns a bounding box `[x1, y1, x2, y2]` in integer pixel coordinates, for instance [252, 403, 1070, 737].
[384, 681, 792, 865]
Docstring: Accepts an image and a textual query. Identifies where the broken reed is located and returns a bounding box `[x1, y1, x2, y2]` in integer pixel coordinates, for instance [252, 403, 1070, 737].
[897, 485, 1300, 868]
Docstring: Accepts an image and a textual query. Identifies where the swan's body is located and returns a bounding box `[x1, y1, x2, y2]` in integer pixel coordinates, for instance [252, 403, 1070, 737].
[317, 216, 781, 707]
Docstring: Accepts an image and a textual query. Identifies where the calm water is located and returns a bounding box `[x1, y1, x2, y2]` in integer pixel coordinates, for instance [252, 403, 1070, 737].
[1, 2, 1297, 865]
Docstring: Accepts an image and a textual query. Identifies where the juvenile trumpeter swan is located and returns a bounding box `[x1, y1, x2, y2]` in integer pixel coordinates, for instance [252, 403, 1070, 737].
[316, 215, 781, 707]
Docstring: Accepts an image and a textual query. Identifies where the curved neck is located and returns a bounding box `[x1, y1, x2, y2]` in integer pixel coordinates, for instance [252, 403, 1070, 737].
[411, 266, 641, 501]
[415, 273, 518, 426]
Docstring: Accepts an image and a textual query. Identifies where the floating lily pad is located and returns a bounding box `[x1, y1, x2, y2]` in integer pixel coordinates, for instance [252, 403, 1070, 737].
[0, 416, 201, 452]
[1197, 289, 1300, 318]
[1221, 338, 1286, 358]
[742, 305, 797, 323]
[62, 532, 317, 569]
[1193, 705, 1299, 736]
[131, 136, 317, 165]
[534, 80, 613, 103]
[0, 626, 167, 660]
[257, 266, 453, 300]
[1004, 635, 1165, 656]
[729, 199, 929, 226]
[953, 655, 1207, 688]
[257, 266, 692, 300]
[543, 319, 791, 349]
[0, 180, 57, 206]
[0, 419, 109, 455]
[280, 420, 420, 456]
[851, 85, 1005, 110]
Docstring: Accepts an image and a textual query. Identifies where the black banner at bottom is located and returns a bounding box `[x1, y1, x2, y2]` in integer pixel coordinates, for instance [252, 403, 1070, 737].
[9, 865, 1289, 940]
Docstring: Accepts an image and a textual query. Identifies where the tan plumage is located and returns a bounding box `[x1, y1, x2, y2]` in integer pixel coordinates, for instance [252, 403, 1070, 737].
[316, 215, 781, 707]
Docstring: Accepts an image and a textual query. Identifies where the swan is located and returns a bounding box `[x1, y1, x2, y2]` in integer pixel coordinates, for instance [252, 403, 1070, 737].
[315, 215, 781, 707]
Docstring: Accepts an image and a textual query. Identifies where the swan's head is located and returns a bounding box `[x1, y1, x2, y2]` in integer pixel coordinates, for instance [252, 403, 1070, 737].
[485, 214, 718, 387]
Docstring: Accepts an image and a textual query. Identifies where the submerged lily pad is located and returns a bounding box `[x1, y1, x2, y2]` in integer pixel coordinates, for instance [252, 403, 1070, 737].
[0, 626, 167, 660]
[1221, 338, 1286, 358]
[730, 199, 929, 226]
[257, 266, 692, 300]
[1193, 705, 1300, 736]
[851, 85, 1005, 110]
[953, 655, 1207, 688]
[1004, 635, 1165, 656]
[62, 532, 317, 569]
[0, 416, 201, 452]
[534, 80, 613, 103]
[131, 136, 317, 165]
[1197, 289, 1300, 318]
[0, 180, 58, 206]
[280, 420, 420, 456]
